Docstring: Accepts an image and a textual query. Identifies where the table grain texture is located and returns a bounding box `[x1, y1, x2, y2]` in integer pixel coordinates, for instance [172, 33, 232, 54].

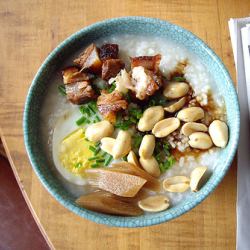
[0, 1, 249, 249]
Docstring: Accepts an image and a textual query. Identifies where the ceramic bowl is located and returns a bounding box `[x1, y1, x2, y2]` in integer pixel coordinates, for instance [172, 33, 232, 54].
[23, 16, 240, 227]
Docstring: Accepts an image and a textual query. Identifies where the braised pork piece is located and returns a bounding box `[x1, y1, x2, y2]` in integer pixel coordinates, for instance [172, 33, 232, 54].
[62, 67, 96, 104]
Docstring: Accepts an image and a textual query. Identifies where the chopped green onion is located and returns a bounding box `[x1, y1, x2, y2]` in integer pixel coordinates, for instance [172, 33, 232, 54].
[96, 159, 105, 163]
[86, 109, 91, 116]
[172, 76, 186, 82]
[114, 120, 133, 130]
[88, 105, 96, 114]
[129, 107, 143, 120]
[89, 146, 96, 153]
[133, 133, 143, 150]
[108, 82, 116, 93]
[58, 85, 66, 96]
[155, 153, 161, 162]
[91, 163, 100, 168]
[95, 116, 101, 121]
[148, 93, 167, 106]
[124, 92, 132, 102]
[79, 106, 86, 114]
[101, 152, 108, 157]
[159, 156, 176, 173]
[88, 156, 99, 161]
[76, 116, 86, 126]
[85, 108, 91, 116]
[104, 155, 113, 166]
[163, 143, 171, 156]
[94, 147, 101, 155]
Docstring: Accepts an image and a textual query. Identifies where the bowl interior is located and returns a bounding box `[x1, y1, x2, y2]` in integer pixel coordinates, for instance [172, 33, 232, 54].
[24, 17, 239, 227]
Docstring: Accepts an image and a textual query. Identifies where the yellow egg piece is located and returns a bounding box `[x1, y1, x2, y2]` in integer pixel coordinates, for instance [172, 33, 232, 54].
[59, 128, 94, 177]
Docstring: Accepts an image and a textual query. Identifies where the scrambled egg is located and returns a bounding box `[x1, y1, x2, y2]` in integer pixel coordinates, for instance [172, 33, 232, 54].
[59, 128, 94, 177]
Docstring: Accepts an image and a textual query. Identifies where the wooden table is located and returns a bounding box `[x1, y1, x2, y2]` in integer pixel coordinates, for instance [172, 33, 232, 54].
[1, 1, 249, 249]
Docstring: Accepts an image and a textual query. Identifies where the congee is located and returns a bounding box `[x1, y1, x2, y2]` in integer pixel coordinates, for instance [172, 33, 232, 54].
[41, 34, 229, 215]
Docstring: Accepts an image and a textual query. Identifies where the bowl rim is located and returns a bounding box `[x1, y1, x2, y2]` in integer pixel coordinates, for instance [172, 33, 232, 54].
[23, 16, 240, 227]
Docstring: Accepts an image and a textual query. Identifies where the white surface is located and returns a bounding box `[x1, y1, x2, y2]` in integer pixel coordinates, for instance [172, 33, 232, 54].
[228, 16, 250, 250]
[241, 26, 250, 111]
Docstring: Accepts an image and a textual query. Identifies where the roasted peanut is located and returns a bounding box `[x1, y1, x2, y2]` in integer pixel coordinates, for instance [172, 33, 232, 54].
[208, 120, 229, 148]
[138, 106, 164, 132]
[139, 135, 155, 158]
[152, 118, 180, 138]
[100, 137, 115, 155]
[138, 195, 170, 212]
[177, 107, 204, 122]
[163, 176, 190, 192]
[188, 132, 213, 149]
[85, 120, 114, 142]
[127, 151, 140, 167]
[163, 82, 189, 99]
[112, 130, 131, 159]
[164, 97, 186, 113]
[190, 166, 207, 192]
[181, 122, 208, 136]
[139, 156, 160, 177]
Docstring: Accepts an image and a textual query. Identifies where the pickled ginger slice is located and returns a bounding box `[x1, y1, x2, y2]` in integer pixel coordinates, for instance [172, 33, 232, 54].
[76, 190, 143, 216]
[110, 162, 161, 191]
[85, 168, 146, 197]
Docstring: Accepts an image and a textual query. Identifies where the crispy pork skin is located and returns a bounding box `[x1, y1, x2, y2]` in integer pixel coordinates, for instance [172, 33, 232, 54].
[99, 44, 119, 61]
[101, 59, 125, 81]
[131, 54, 161, 73]
[74, 44, 102, 74]
[97, 90, 128, 123]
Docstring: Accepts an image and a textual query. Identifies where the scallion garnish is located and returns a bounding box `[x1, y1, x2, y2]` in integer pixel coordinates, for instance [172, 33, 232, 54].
[159, 156, 176, 173]
[104, 155, 113, 166]
[154, 140, 175, 173]
[76, 116, 86, 126]
[124, 92, 132, 102]
[91, 163, 100, 168]
[108, 82, 116, 93]
[132, 133, 143, 153]
[172, 76, 186, 82]
[96, 159, 105, 163]
[148, 94, 167, 106]
[77, 101, 100, 126]
[58, 85, 66, 96]
[94, 147, 101, 156]
[88, 156, 99, 161]
[114, 120, 133, 130]
[88, 105, 96, 114]
[114, 106, 142, 130]
[89, 146, 96, 153]
[101, 152, 108, 157]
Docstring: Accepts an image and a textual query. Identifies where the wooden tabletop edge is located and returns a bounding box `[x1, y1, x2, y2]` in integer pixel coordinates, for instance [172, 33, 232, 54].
[0, 134, 55, 250]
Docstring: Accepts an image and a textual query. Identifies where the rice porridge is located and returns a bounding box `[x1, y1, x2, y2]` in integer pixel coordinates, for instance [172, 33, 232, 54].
[40, 34, 228, 215]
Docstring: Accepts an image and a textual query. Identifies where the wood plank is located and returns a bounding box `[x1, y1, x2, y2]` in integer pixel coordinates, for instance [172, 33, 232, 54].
[1, 0, 249, 249]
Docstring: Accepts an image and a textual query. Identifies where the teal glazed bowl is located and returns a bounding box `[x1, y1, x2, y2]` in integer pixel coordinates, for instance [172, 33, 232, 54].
[23, 17, 240, 227]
